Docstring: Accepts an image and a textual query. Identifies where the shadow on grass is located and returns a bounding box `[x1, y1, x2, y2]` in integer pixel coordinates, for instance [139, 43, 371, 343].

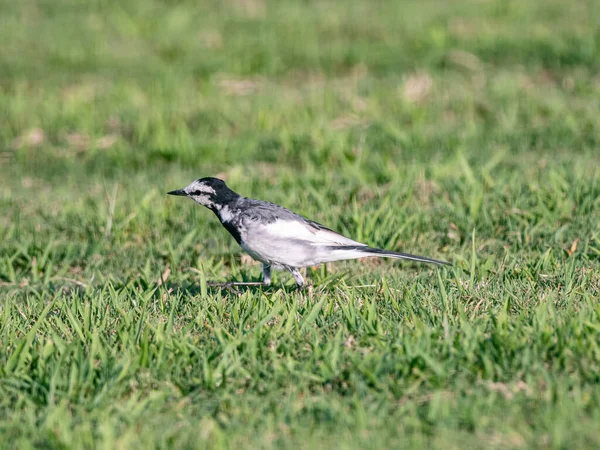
[160, 280, 291, 298]
[161, 273, 348, 298]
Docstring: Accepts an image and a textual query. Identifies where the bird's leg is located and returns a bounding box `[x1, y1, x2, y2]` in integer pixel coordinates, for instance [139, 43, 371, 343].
[262, 264, 272, 286]
[289, 268, 305, 289]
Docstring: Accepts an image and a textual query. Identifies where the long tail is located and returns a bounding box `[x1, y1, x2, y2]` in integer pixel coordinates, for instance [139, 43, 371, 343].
[327, 245, 451, 266]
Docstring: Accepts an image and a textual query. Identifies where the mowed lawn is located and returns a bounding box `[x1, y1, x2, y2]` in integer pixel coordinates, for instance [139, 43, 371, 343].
[1, 0, 600, 448]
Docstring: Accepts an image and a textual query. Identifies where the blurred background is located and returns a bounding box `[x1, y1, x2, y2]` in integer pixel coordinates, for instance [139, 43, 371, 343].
[3, 0, 598, 176]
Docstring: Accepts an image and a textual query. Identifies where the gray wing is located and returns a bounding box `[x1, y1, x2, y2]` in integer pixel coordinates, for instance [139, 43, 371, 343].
[236, 198, 365, 247]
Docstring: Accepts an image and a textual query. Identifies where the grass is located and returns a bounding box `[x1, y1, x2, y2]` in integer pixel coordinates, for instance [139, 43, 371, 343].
[1, 0, 600, 448]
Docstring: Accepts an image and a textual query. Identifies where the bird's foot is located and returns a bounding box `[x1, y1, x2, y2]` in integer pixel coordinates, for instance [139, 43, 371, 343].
[289, 268, 307, 290]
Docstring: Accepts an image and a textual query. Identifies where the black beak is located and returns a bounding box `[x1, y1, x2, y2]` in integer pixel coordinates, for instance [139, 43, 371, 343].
[167, 189, 187, 196]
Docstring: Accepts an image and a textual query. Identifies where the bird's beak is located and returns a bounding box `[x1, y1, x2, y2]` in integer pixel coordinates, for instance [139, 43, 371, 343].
[167, 189, 187, 196]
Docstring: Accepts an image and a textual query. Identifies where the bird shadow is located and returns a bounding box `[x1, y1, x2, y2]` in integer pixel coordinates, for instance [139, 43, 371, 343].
[158, 265, 360, 298]
[159, 274, 351, 298]
[159, 279, 300, 297]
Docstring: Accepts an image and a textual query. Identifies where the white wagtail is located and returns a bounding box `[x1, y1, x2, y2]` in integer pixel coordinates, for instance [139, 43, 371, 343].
[168, 177, 450, 288]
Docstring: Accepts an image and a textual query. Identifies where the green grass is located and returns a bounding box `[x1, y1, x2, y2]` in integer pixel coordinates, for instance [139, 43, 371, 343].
[1, 0, 600, 448]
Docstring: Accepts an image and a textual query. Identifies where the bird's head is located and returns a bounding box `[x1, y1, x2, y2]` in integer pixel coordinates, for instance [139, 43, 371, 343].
[167, 177, 237, 209]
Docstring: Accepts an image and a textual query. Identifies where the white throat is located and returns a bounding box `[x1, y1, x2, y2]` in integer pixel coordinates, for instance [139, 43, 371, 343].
[216, 204, 235, 222]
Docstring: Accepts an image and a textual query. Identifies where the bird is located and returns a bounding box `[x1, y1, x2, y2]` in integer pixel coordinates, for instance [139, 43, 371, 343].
[167, 177, 450, 288]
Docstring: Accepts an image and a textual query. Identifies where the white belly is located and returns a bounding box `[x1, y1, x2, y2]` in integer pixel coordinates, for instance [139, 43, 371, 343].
[240, 239, 316, 268]
[237, 217, 368, 268]
[239, 239, 366, 269]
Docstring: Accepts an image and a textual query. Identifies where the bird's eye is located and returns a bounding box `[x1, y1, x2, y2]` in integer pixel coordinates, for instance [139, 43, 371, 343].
[192, 190, 202, 196]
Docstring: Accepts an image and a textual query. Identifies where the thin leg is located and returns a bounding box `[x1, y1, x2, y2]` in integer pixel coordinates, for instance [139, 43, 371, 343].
[289, 268, 305, 289]
[262, 264, 272, 286]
